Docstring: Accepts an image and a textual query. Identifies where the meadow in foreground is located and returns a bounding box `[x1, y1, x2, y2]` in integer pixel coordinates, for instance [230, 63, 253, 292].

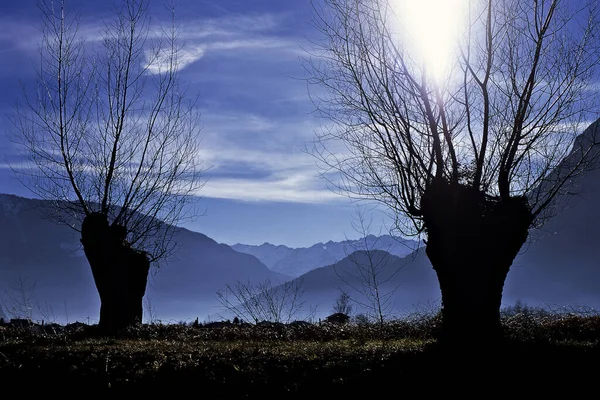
[1, 306, 599, 396]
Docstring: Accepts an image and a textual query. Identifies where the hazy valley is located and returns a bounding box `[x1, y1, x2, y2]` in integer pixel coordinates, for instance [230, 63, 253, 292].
[2, 148, 600, 324]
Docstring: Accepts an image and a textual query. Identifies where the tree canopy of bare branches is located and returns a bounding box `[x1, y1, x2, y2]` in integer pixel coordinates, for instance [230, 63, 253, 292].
[335, 208, 402, 325]
[11, 0, 203, 263]
[216, 279, 308, 324]
[10, 0, 203, 332]
[307, 0, 600, 236]
[305, 0, 600, 342]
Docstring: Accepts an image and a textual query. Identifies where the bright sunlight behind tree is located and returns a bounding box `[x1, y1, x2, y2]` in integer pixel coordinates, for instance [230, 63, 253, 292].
[305, 0, 600, 343]
[389, 0, 469, 80]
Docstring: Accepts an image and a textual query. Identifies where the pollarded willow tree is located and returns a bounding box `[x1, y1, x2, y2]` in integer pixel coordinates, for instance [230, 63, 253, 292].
[306, 0, 600, 342]
[11, 0, 203, 332]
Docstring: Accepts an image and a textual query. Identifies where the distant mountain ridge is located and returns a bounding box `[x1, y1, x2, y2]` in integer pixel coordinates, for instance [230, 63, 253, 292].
[231, 235, 421, 277]
[2, 119, 600, 324]
[266, 119, 600, 317]
[0, 193, 287, 323]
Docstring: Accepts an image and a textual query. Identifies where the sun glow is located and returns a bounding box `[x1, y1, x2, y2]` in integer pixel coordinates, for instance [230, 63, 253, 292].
[390, 0, 468, 82]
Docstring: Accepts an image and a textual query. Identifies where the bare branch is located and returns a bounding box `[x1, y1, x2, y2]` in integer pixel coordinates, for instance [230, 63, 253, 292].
[9, 0, 204, 265]
[304, 0, 600, 235]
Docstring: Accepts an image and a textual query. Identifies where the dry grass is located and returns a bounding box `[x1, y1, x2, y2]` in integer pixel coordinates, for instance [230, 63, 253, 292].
[0, 309, 599, 396]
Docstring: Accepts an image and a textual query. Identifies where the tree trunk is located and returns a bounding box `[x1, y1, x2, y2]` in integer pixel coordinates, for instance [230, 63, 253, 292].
[80, 213, 150, 334]
[420, 178, 532, 345]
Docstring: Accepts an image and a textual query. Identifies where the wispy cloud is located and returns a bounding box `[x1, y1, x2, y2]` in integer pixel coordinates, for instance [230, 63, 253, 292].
[206, 37, 297, 53]
[3, 5, 331, 205]
[175, 14, 284, 39]
[3, 9, 301, 73]
[146, 13, 301, 73]
[0, 19, 42, 52]
[199, 173, 341, 204]
[195, 110, 342, 204]
[146, 45, 206, 74]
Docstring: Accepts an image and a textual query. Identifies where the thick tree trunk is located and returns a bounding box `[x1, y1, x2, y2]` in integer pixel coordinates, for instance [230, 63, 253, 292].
[80, 213, 150, 334]
[420, 178, 532, 344]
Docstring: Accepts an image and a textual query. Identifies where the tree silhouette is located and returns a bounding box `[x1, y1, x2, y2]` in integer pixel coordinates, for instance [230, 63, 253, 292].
[335, 208, 402, 325]
[332, 291, 353, 316]
[11, 0, 203, 333]
[216, 279, 307, 324]
[305, 0, 600, 342]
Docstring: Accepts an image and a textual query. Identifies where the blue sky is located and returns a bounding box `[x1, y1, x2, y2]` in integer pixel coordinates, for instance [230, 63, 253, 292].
[0, 0, 392, 247]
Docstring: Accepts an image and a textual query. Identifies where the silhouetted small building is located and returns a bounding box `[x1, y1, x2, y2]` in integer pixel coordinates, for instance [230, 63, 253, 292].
[324, 313, 350, 324]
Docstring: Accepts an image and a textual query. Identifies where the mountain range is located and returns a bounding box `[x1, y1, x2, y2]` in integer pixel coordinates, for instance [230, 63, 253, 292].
[2, 120, 600, 323]
[230, 235, 421, 277]
[224, 119, 600, 317]
[0, 194, 287, 323]
[2, 171, 600, 324]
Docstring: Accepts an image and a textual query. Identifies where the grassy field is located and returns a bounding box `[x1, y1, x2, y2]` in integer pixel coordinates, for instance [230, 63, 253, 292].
[1, 307, 599, 396]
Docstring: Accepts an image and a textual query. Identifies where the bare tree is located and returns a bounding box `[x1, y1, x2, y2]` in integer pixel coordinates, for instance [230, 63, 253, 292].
[305, 0, 600, 342]
[143, 295, 158, 325]
[335, 208, 402, 326]
[0, 275, 62, 325]
[10, 0, 203, 333]
[216, 279, 307, 324]
[332, 291, 353, 316]
[0, 276, 37, 321]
